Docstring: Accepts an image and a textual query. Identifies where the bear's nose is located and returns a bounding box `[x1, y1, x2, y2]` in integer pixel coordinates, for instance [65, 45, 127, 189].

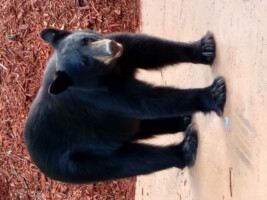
[109, 41, 123, 58]
[91, 39, 123, 64]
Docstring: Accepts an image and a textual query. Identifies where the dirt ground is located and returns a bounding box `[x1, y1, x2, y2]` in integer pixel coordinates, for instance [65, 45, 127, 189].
[0, 0, 140, 199]
[136, 1, 267, 200]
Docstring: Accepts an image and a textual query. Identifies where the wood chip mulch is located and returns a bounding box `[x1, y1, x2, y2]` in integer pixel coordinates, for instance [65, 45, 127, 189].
[0, 0, 140, 199]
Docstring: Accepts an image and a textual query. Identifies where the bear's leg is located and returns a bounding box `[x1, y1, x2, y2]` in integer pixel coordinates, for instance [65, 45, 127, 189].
[57, 124, 198, 183]
[106, 32, 215, 71]
[78, 77, 226, 119]
[133, 116, 192, 140]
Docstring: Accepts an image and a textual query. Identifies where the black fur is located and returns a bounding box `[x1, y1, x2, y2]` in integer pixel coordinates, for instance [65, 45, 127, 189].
[24, 28, 226, 183]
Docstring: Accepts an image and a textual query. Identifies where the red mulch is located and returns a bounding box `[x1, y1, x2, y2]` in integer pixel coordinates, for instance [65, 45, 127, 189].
[0, 0, 140, 199]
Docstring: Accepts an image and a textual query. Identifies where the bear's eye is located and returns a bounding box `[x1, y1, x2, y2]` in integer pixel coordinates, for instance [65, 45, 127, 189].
[82, 56, 90, 66]
[81, 38, 89, 46]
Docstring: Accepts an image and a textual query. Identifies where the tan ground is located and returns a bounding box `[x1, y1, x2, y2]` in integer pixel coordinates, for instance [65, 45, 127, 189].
[135, 0, 267, 200]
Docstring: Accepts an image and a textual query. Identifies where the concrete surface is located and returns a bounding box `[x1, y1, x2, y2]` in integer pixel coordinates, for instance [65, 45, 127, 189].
[135, 0, 267, 200]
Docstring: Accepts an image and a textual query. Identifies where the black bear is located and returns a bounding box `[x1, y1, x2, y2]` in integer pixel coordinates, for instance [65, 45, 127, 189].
[24, 28, 226, 183]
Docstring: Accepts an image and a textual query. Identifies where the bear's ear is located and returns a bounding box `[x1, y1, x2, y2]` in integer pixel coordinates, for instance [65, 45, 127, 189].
[40, 28, 71, 49]
[49, 71, 73, 95]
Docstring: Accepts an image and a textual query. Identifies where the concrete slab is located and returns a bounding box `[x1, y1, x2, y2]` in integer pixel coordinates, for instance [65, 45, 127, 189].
[135, 1, 267, 200]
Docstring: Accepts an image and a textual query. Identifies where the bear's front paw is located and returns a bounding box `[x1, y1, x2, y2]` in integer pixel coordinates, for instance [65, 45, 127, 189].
[210, 77, 226, 116]
[181, 124, 198, 167]
[200, 32, 216, 64]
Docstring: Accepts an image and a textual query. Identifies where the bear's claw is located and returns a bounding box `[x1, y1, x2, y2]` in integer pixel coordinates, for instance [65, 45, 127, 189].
[182, 124, 198, 167]
[211, 77, 227, 116]
[201, 32, 216, 64]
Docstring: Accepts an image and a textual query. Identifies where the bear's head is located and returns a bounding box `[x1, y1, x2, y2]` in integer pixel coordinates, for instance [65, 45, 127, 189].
[40, 28, 123, 95]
